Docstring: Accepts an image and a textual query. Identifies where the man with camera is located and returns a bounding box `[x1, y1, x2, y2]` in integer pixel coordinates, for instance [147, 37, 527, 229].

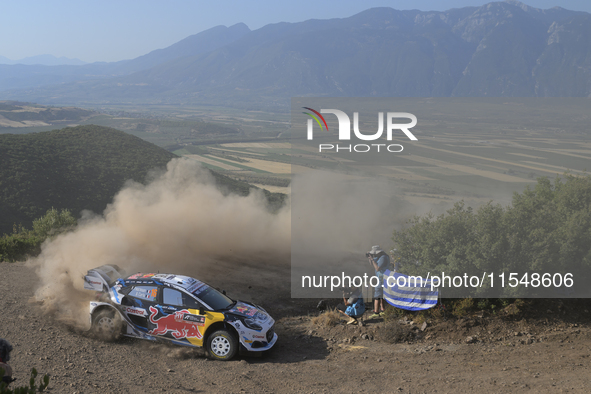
[367, 245, 390, 319]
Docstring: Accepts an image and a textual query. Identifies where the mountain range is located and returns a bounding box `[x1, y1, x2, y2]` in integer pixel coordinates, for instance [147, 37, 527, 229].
[1, 1, 591, 107]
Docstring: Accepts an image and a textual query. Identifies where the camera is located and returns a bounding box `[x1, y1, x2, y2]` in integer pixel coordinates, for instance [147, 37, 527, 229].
[338, 287, 352, 296]
[365, 252, 372, 258]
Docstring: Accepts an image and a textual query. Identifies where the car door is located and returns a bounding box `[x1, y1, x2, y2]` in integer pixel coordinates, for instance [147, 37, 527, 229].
[122, 285, 159, 331]
[179, 290, 227, 347]
[147, 287, 208, 346]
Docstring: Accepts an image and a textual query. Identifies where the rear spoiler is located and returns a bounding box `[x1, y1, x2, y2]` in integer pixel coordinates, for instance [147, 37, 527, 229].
[83, 264, 126, 292]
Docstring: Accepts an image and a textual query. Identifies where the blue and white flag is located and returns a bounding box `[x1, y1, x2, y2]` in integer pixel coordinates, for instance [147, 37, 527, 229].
[383, 270, 439, 311]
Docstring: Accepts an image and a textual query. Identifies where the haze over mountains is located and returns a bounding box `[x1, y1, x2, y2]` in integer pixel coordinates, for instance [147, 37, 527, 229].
[0, 54, 87, 66]
[2, 0, 591, 107]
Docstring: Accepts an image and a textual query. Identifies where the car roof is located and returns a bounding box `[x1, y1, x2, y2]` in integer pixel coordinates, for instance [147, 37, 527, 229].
[124, 272, 207, 294]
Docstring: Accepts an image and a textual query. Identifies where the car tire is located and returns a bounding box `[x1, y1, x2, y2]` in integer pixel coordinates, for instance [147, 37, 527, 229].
[92, 308, 122, 341]
[206, 329, 238, 361]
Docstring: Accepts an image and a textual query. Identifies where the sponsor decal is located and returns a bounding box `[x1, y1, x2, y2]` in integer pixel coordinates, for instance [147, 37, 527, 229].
[183, 314, 205, 326]
[233, 304, 257, 317]
[252, 334, 265, 339]
[148, 306, 203, 340]
[127, 279, 155, 284]
[128, 273, 156, 279]
[242, 336, 253, 344]
[125, 307, 147, 317]
[88, 280, 102, 286]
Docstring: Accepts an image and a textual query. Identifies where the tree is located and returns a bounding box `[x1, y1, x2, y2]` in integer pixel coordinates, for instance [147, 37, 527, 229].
[32, 208, 77, 238]
[392, 174, 591, 297]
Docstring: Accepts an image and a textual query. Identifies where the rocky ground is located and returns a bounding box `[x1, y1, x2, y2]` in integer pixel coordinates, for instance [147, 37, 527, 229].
[2, 261, 591, 393]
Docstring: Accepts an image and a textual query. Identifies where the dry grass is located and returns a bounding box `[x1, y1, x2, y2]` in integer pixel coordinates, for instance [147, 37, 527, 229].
[311, 310, 342, 327]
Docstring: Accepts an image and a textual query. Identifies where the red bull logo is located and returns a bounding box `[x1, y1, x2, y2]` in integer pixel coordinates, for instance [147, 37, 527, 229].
[148, 306, 203, 340]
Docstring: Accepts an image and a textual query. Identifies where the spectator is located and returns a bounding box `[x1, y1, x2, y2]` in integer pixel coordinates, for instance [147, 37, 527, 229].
[336, 286, 365, 325]
[367, 245, 390, 319]
[0, 338, 14, 385]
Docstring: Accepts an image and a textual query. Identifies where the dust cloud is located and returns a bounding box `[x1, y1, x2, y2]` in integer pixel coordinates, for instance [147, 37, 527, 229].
[27, 157, 450, 323]
[291, 171, 405, 255]
[28, 158, 290, 327]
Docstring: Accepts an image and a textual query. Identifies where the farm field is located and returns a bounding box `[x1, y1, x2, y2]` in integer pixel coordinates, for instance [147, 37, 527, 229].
[173, 125, 591, 205]
[3, 101, 589, 201]
[289, 99, 591, 208]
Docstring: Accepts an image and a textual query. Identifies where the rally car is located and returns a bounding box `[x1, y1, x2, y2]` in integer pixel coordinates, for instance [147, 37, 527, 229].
[83, 265, 277, 361]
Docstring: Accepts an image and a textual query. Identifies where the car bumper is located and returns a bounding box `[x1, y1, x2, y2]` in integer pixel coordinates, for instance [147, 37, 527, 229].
[240, 332, 278, 352]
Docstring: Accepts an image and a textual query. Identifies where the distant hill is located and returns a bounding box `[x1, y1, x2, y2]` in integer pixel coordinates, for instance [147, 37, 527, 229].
[111, 23, 250, 74]
[3, 1, 591, 106]
[0, 24, 251, 92]
[0, 54, 87, 66]
[0, 125, 264, 234]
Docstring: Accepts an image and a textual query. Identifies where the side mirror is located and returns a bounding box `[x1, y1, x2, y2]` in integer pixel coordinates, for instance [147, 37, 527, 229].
[222, 290, 227, 295]
[199, 306, 204, 316]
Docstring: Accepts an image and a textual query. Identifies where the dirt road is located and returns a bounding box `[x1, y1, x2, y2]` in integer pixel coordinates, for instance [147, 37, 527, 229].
[1, 261, 590, 393]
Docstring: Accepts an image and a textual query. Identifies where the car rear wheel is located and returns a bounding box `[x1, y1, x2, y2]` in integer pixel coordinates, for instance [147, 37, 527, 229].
[92, 309, 122, 341]
[206, 329, 238, 361]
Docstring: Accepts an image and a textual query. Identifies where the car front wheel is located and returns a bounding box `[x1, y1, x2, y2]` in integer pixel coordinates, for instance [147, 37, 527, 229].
[206, 329, 238, 361]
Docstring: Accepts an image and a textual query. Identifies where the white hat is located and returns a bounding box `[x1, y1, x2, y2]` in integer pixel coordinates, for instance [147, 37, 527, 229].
[369, 245, 383, 255]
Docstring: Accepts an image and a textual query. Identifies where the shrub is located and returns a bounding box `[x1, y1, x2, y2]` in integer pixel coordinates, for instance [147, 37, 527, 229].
[32, 208, 77, 238]
[382, 305, 405, 322]
[377, 320, 414, 344]
[1, 208, 76, 262]
[451, 297, 475, 317]
[0, 368, 49, 393]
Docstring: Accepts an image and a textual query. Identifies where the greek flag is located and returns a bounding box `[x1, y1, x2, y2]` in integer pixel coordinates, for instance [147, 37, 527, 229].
[383, 270, 439, 311]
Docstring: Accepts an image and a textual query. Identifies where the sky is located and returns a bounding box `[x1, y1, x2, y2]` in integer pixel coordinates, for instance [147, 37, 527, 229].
[1, 0, 590, 63]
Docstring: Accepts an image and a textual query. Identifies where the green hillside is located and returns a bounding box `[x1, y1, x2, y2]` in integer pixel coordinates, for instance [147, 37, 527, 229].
[0, 125, 272, 234]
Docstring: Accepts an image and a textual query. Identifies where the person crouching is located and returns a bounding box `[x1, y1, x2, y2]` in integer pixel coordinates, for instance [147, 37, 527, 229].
[336, 286, 366, 325]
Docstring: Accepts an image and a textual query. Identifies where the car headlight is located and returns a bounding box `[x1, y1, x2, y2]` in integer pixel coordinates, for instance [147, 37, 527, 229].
[243, 318, 262, 331]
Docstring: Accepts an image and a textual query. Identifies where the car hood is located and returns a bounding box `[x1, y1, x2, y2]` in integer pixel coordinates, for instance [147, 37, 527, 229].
[226, 301, 271, 322]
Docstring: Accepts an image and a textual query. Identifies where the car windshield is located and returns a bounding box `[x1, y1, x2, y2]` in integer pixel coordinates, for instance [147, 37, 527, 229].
[193, 285, 234, 310]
